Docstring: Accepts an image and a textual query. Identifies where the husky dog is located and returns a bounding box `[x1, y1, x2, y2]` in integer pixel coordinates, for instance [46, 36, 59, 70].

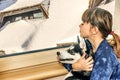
[57, 36, 94, 80]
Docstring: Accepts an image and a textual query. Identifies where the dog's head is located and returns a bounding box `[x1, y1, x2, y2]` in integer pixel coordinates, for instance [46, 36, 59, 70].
[57, 37, 87, 64]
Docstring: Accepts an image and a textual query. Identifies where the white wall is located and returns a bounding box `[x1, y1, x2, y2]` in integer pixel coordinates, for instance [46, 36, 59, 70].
[114, 0, 120, 34]
[27, 0, 89, 50]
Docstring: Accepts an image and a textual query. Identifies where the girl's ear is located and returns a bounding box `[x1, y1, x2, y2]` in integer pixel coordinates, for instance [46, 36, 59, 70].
[90, 26, 99, 35]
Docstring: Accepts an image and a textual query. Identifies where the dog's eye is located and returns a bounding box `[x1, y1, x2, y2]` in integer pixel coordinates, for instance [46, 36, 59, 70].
[67, 49, 75, 55]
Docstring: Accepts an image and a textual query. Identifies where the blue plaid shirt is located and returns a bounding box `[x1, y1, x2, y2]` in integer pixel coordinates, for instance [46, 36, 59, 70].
[90, 39, 120, 80]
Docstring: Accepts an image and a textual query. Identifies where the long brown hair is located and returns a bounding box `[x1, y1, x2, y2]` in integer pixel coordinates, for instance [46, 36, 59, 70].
[109, 33, 120, 59]
[82, 8, 120, 59]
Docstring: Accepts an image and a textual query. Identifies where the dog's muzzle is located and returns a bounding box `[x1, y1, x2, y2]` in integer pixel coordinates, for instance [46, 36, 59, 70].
[57, 51, 60, 56]
[57, 51, 74, 61]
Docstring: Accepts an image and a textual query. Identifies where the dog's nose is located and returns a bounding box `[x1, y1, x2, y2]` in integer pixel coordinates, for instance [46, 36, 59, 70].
[57, 51, 60, 56]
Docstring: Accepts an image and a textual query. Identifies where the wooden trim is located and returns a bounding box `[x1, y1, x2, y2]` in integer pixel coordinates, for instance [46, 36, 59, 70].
[40, 4, 49, 18]
[0, 62, 68, 80]
[0, 3, 48, 18]
[0, 47, 69, 79]
[0, 47, 68, 72]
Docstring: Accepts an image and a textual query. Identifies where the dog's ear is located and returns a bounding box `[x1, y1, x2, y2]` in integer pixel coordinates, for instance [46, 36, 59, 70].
[74, 44, 83, 55]
[84, 39, 95, 59]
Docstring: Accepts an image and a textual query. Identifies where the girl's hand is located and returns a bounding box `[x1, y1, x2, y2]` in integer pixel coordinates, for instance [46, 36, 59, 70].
[72, 53, 94, 71]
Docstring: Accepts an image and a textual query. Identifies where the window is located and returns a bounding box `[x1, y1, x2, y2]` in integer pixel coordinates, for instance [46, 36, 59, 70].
[33, 11, 43, 19]
[15, 16, 22, 21]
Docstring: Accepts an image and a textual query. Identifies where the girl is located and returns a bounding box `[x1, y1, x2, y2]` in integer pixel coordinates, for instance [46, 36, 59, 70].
[73, 8, 120, 80]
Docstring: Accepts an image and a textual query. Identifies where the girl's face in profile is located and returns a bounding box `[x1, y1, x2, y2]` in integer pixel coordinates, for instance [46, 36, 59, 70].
[79, 22, 92, 38]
